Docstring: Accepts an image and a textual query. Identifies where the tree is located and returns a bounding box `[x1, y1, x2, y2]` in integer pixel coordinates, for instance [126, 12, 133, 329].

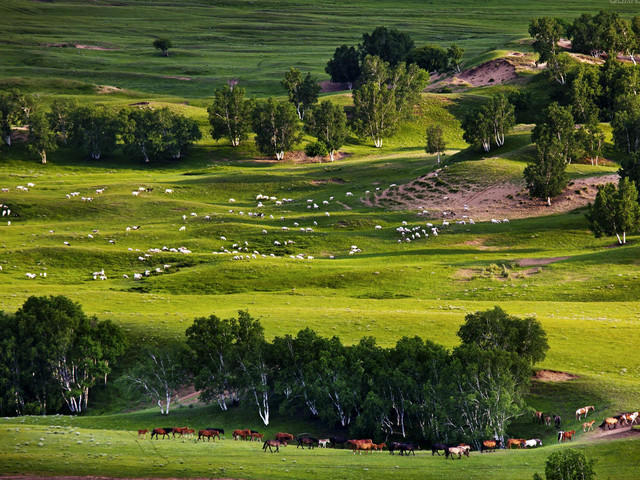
[70, 105, 120, 160]
[457, 306, 549, 365]
[612, 94, 640, 154]
[304, 100, 348, 162]
[524, 137, 569, 205]
[570, 64, 601, 124]
[425, 124, 446, 163]
[0, 91, 21, 146]
[118, 346, 186, 415]
[251, 98, 301, 160]
[359, 27, 414, 66]
[185, 314, 238, 410]
[165, 111, 202, 159]
[27, 109, 57, 164]
[282, 68, 320, 120]
[352, 55, 428, 147]
[447, 44, 464, 73]
[462, 93, 515, 152]
[207, 84, 254, 147]
[540, 449, 596, 480]
[153, 38, 172, 57]
[47, 98, 77, 145]
[587, 178, 640, 244]
[570, 13, 599, 57]
[406, 45, 449, 73]
[325, 45, 361, 89]
[529, 17, 563, 64]
[532, 102, 577, 163]
[575, 121, 605, 165]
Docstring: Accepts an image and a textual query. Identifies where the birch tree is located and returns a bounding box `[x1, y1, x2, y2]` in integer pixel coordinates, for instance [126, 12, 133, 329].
[208, 84, 254, 147]
[587, 178, 640, 245]
[252, 98, 300, 160]
[304, 100, 348, 162]
[27, 110, 57, 164]
[524, 137, 569, 205]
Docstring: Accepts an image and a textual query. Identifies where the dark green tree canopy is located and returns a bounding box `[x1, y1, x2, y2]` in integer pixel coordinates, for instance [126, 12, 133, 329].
[282, 68, 320, 120]
[304, 100, 348, 162]
[251, 98, 301, 160]
[406, 44, 449, 73]
[153, 38, 172, 56]
[542, 449, 597, 480]
[359, 26, 414, 66]
[586, 178, 640, 244]
[325, 45, 361, 88]
[457, 306, 549, 365]
[208, 84, 254, 147]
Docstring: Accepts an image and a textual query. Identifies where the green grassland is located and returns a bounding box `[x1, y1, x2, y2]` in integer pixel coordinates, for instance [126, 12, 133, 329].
[2, 0, 640, 478]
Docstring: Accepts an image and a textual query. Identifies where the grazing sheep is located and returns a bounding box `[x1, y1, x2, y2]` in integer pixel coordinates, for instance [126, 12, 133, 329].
[346, 192, 353, 196]
[131, 191, 139, 196]
[229, 198, 236, 203]
[164, 189, 173, 193]
[375, 225, 382, 230]
[179, 226, 186, 232]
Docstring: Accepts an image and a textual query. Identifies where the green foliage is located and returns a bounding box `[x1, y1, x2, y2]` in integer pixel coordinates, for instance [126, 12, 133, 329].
[524, 137, 569, 204]
[532, 102, 576, 163]
[457, 306, 549, 365]
[359, 26, 414, 66]
[0, 296, 124, 416]
[612, 94, 640, 154]
[570, 64, 601, 124]
[543, 449, 596, 480]
[325, 45, 361, 88]
[70, 104, 121, 160]
[529, 17, 564, 64]
[305, 100, 348, 161]
[281, 68, 320, 120]
[207, 84, 254, 147]
[251, 98, 301, 159]
[304, 140, 329, 158]
[406, 44, 449, 73]
[586, 178, 640, 244]
[462, 92, 515, 152]
[27, 109, 57, 164]
[47, 98, 77, 145]
[152, 38, 172, 56]
[425, 124, 446, 163]
[352, 55, 428, 147]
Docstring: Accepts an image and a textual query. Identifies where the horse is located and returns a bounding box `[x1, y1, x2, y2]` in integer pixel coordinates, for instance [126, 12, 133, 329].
[620, 412, 639, 426]
[558, 430, 575, 442]
[481, 439, 501, 453]
[554, 415, 561, 428]
[575, 406, 595, 420]
[506, 439, 526, 449]
[263, 439, 283, 453]
[446, 446, 470, 459]
[275, 432, 294, 444]
[186, 428, 195, 438]
[137, 429, 149, 438]
[398, 443, 418, 456]
[388, 442, 402, 455]
[251, 432, 264, 442]
[151, 427, 173, 440]
[205, 427, 225, 435]
[524, 439, 542, 448]
[599, 417, 618, 430]
[347, 439, 373, 451]
[544, 416, 552, 426]
[582, 420, 595, 432]
[198, 429, 220, 442]
[297, 436, 318, 449]
[431, 443, 451, 456]
[318, 439, 330, 448]
[329, 436, 347, 448]
[373, 442, 386, 452]
[233, 429, 251, 440]
[172, 427, 189, 438]
[534, 410, 544, 424]
[354, 442, 375, 454]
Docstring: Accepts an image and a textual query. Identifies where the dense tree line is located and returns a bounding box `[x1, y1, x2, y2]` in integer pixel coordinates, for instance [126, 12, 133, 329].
[136, 305, 549, 448]
[0, 296, 125, 416]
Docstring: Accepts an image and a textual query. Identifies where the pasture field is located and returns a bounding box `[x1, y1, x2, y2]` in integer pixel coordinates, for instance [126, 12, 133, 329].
[1, 0, 640, 97]
[2, 1, 640, 478]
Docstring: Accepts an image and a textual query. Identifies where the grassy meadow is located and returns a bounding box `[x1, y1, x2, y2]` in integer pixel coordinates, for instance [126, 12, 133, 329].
[1, 0, 640, 479]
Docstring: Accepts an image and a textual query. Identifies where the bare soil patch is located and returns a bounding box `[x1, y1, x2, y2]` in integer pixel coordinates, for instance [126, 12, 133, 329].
[517, 256, 570, 267]
[96, 85, 123, 94]
[585, 424, 640, 442]
[533, 370, 579, 382]
[162, 75, 192, 81]
[364, 171, 618, 222]
[311, 178, 347, 185]
[43, 43, 116, 51]
[319, 80, 351, 93]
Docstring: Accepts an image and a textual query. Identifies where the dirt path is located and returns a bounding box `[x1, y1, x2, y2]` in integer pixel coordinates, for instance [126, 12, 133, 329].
[583, 424, 640, 442]
[364, 172, 619, 221]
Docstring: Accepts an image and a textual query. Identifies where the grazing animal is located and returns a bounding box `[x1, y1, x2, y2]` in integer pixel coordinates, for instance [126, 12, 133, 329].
[398, 443, 418, 456]
[554, 415, 562, 428]
[347, 439, 373, 451]
[263, 439, 283, 453]
[205, 427, 225, 435]
[524, 439, 542, 448]
[233, 429, 251, 440]
[251, 432, 264, 442]
[275, 432, 294, 444]
[354, 442, 375, 454]
[431, 443, 451, 456]
[620, 412, 638, 426]
[137, 429, 149, 438]
[583, 421, 595, 432]
[329, 436, 347, 448]
[373, 442, 386, 452]
[297, 436, 318, 449]
[318, 439, 330, 448]
[534, 411, 544, 424]
[544, 415, 552, 426]
[600, 417, 619, 430]
[446, 446, 470, 459]
[506, 439, 526, 449]
[172, 427, 189, 438]
[481, 439, 501, 453]
[576, 406, 595, 420]
[558, 430, 575, 442]
[198, 429, 220, 442]
[150, 428, 174, 440]
[186, 428, 195, 438]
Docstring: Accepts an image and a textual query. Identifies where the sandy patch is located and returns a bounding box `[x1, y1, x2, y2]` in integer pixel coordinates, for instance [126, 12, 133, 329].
[96, 85, 123, 94]
[454, 268, 475, 280]
[517, 256, 570, 267]
[311, 178, 347, 185]
[43, 43, 115, 51]
[586, 424, 640, 442]
[363, 171, 619, 222]
[336, 201, 352, 210]
[533, 369, 579, 382]
[456, 58, 520, 87]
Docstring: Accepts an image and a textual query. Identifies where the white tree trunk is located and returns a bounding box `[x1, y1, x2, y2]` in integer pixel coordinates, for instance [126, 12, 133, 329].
[616, 233, 623, 245]
[329, 150, 335, 162]
[3, 135, 10, 146]
[437, 151, 440, 164]
[547, 197, 551, 206]
[41, 151, 47, 164]
[373, 138, 383, 148]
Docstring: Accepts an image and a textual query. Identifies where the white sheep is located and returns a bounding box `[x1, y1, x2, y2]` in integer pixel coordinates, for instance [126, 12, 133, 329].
[164, 189, 173, 194]
[131, 191, 139, 196]
[229, 198, 236, 203]
[375, 225, 382, 230]
[179, 226, 186, 232]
